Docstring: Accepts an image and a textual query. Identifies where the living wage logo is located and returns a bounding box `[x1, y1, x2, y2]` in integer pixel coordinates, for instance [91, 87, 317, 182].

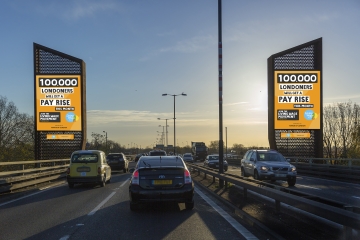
[304, 110, 318, 120]
[65, 112, 79, 122]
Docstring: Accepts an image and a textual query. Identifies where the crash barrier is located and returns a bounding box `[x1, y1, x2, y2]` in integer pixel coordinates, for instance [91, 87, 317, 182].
[0, 159, 70, 194]
[225, 157, 360, 183]
[189, 163, 360, 239]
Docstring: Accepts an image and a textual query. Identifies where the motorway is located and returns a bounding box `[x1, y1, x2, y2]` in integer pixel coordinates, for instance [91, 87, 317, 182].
[0, 161, 266, 240]
[1, 161, 359, 240]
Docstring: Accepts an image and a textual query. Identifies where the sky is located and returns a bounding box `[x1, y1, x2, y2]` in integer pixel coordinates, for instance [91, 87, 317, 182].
[1, 0, 360, 149]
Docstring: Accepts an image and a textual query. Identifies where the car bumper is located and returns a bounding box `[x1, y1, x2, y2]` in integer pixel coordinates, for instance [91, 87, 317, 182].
[258, 171, 297, 180]
[67, 175, 103, 184]
[129, 184, 194, 203]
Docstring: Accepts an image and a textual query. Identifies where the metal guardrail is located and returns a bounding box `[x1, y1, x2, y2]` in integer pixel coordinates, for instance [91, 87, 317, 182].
[0, 159, 70, 194]
[189, 163, 360, 238]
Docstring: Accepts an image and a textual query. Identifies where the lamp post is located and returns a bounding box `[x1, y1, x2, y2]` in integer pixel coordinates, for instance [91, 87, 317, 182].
[103, 131, 107, 154]
[162, 93, 187, 154]
[157, 118, 170, 147]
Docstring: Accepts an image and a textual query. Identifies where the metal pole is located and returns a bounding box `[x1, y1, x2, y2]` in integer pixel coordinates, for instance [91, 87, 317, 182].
[226, 127, 227, 158]
[218, 0, 224, 188]
[166, 119, 168, 147]
[174, 95, 176, 154]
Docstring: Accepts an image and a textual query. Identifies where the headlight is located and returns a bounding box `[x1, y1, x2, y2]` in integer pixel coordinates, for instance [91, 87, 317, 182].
[290, 166, 296, 172]
[260, 166, 269, 171]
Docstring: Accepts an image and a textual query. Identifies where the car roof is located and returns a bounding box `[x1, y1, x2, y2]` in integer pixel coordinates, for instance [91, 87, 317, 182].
[250, 149, 279, 153]
[107, 152, 123, 155]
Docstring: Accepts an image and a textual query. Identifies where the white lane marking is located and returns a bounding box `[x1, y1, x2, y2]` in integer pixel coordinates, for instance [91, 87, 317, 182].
[120, 178, 129, 187]
[0, 186, 61, 207]
[195, 187, 258, 240]
[59, 235, 69, 240]
[295, 184, 321, 190]
[352, 196, 360, 199]
[88, 192, 116, 216]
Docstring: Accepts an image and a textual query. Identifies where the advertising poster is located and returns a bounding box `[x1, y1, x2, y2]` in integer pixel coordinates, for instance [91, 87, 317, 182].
[36, 75, 82, 131]
[274, 71, 321, 130]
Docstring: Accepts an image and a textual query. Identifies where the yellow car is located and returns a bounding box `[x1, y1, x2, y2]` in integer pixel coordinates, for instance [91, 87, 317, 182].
[67, 150, 111, 188]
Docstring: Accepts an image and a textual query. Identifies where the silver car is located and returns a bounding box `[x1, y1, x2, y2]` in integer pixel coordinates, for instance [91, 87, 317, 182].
[182, 153, 194, 163]
[240, 149, 297, 186]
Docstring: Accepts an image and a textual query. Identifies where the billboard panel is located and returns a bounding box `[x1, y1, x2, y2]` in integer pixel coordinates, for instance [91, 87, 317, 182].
[35, 75, 82, 131]
[274, 70, 321, 130]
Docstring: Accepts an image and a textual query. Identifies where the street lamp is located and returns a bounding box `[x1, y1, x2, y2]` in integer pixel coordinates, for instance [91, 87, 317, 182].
[103, 131, 107, 154]
[162, 92, 187, 154]
[157, 118, 170, 147]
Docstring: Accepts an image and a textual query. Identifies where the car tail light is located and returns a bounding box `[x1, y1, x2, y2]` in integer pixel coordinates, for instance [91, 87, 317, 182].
[66, 167, 70, 174]
[132, 170, 139, 185]
[184, 169, 192, 184]
[98, 167, 101, 175]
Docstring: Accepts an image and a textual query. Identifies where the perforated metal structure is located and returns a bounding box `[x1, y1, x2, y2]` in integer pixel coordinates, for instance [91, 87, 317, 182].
[34, 43, 86, 160]
[267, 38, 323, 158]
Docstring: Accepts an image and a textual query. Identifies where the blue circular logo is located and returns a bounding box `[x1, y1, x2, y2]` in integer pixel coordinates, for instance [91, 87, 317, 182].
[66, 112, 76, 122]
[304, 110, 314, 120]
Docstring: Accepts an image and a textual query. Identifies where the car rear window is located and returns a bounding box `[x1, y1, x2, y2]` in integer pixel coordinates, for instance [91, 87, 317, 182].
[139, 158, 184, 168]
[107, 154, 123, 159]
[184, 154, 191, 157]
[149, 151, 167, 156]
[72, 153, 98, 163]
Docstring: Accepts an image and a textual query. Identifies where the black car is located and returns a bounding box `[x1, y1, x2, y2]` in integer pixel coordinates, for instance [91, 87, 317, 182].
[128, 156, 194, 211]
[106, 153, 129, 173]
[148, 150, 167, 156]
[134, 153, 146, 162]
[203, 154, 228, 171]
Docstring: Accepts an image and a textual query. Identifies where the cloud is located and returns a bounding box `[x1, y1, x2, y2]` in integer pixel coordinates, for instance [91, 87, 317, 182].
[62, 1, 119, 20]
[159, 35, 216, 53]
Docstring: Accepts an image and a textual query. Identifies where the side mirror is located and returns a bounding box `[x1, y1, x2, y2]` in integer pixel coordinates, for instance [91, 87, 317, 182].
[250, 157, 255, 162]
[129, 168, 135, 173]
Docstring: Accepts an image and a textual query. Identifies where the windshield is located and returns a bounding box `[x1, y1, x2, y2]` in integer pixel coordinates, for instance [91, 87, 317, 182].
[208, 155, 219, 160]
[196, 147, 207, 151]
[71, 153, 98, 163]
[257, 152, 286, 162]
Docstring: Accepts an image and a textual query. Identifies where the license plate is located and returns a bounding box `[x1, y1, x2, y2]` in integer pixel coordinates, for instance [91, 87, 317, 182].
[81, 172, 86, 176]
[275, 174, 286, 177]
[153, 180, 172, 185]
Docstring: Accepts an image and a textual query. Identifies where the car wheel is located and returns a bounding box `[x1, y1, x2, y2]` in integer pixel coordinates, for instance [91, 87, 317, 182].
[224, 167, 228, 172]
[185, 200, 194, 210]
[68, 183, 74, 188]
[287, 178, 296, 186]
[130, 202, 138, 211]
[254, 170, 260, 180]
[241, 167, 247, 177]
[100, 175, 106, 187]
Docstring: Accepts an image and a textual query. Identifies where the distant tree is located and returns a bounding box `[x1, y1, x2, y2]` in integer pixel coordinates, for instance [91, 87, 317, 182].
[323, 101, 360, 158]
[231, 143, 246, 158]
[0, 96, 34, 162]
[208, 140, 219, 154]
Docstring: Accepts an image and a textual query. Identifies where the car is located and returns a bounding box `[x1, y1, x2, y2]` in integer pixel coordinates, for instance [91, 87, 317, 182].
[106, 153, 129, 173]
[128, 155, 194, 211]
[182, 153, 194, 163]
[67, 150, 111, 188]
[203, 154, 228, 171]
[134, 153, 147, 162]
[148, 150, 167, 156]
[240, 149, 297, 186]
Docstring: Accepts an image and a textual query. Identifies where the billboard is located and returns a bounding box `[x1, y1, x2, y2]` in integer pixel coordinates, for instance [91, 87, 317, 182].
[274, 70, 321, 130]
[35, 75, 82, 131]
